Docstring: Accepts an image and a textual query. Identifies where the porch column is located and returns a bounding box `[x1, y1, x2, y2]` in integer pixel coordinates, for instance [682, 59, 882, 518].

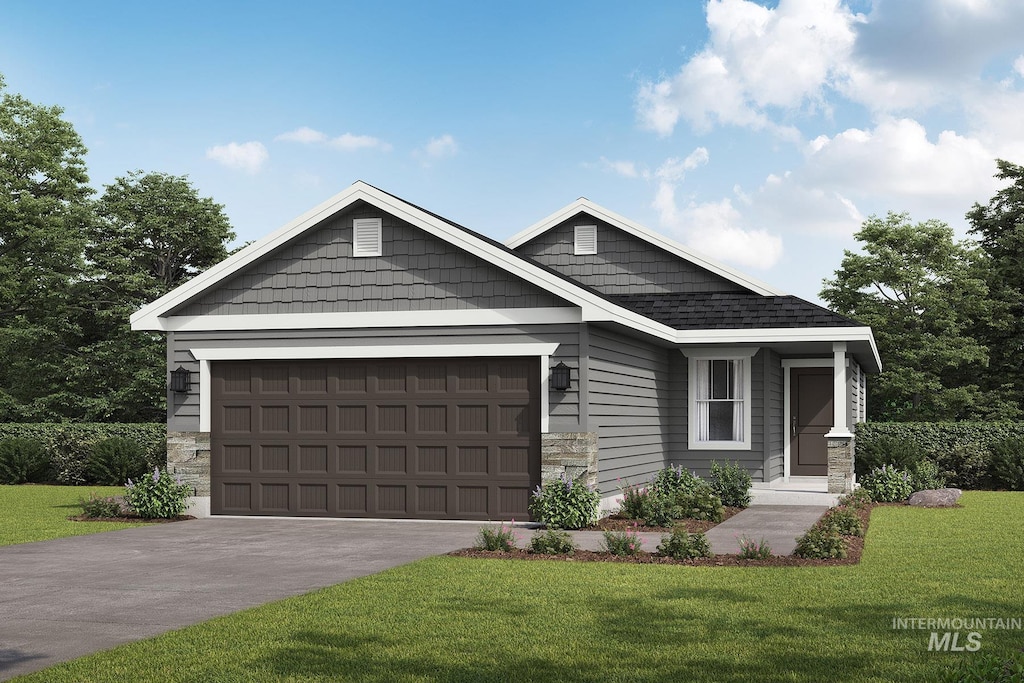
[826, 342, 854, 493]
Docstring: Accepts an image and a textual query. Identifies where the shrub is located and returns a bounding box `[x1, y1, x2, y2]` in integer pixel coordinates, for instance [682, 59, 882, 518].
[672, 485, 725, 522]
[476, 522, 519, 552]
[854, 434, 925, 477]
[820, 507, 864, 537]
[794, 525, 847, 559]
[656, 528, 712, 560]
[737, 535, 772, 560]
[942, 649, 1024, 682]
[860, 465, 913, 502]
[617, 484, 664, 524]
[837, 487, 873, 509]
[650, 465, 704, 498]
[529, 474, 600, 530]
[602, 525, 643, 556]
[937, 443, 991, 490]
[988, 436, 1024, 491]
[79, 493, 124, 518]
[709, 461, 752, 508]
[528, 529, 576, 555]
[0, 437, 51, 484]
[87, 437, 150, 486]
[124, 467, 191, 519]
[908, 459, 946, 492]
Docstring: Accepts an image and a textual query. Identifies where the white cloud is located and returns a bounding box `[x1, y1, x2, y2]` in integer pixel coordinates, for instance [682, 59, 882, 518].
[680, 199, 784, 270]
[1015, 55, 1024, 78]
[205, 141, 268, 174]
[599, 157, 642, 178]
[275, 126, 327, 144]
[656, 148, 709, 182]
[422, 134, 458, 159]
[329, 133, 392, 152]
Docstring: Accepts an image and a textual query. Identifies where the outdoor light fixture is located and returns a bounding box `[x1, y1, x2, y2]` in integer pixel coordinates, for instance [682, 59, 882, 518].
[551, 362, 571, 391]
[170, 366, 191, 393]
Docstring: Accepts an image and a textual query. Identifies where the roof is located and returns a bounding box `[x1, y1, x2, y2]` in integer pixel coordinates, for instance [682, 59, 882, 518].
[611, 292, 865, 330]
[505, 197, 786, 297]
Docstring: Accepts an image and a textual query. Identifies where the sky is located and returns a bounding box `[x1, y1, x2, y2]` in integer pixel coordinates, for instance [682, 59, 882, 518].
[3, 0, 1023, 303]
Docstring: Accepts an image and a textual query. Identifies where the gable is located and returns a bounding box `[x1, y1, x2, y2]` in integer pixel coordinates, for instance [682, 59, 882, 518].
[170, 200, 568, 316]
[513, 212, 747, 296]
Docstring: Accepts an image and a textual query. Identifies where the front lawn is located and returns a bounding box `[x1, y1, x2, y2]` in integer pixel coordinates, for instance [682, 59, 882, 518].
[0, 485, 142, 546]
[16, 492, 1024, 682]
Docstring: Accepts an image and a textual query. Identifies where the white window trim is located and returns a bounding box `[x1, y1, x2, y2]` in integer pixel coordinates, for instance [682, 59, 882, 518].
[574, 225, 597, 255]
[353, 217, 382, 257]
[683, 347, 758, 451]
[191, 342, 559, 434]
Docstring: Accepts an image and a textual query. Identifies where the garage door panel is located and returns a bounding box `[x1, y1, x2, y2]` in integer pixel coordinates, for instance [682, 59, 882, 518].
[211, 357, 539, 519]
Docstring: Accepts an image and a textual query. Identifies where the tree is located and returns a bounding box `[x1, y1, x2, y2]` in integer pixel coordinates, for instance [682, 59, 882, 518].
[820, 212, 1011, 421]
[967, 159, 1024, 410]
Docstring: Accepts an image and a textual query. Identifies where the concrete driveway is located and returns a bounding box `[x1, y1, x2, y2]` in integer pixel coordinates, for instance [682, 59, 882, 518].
[0, 518, 483, 681]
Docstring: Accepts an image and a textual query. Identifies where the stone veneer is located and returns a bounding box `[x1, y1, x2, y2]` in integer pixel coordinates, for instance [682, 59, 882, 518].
[827, 436, 855, 494]
[166, 431, 211, 497]
[541, 432, 599, 489]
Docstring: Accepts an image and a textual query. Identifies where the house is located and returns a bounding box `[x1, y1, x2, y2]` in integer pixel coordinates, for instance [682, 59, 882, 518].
[131, 181, 879, 520]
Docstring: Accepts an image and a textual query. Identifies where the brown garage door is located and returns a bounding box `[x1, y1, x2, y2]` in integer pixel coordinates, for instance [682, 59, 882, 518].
[210, 357, 540, 520]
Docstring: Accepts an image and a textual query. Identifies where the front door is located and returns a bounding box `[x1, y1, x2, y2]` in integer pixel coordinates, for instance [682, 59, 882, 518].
[790, 368, 832, 476]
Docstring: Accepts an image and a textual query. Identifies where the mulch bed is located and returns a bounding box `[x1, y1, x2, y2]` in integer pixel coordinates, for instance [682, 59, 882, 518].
[68, 514, 195, 523]
[449, 503, 873, 567]
[582, 506, 744, 534]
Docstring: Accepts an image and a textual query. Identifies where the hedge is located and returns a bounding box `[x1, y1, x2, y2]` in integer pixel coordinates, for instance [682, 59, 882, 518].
[854, 422, 1024, 489]
[0, 423, 165, 485]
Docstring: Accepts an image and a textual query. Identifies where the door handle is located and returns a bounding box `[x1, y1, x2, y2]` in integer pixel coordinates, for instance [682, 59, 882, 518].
[791, 416, 797, 437]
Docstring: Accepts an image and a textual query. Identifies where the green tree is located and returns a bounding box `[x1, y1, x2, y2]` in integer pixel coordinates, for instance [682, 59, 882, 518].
[820, 212, 1009, 421]
[967, 159, 1024, 410]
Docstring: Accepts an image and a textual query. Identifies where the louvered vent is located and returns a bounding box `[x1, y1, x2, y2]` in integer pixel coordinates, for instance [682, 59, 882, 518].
[353, 218, 382, 257]
[574, 224, 597, 255]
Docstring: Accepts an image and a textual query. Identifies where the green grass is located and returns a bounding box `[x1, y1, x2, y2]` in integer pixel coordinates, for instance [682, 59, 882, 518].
[0, 484, 143, 546]
[16, 492, 1024, 682]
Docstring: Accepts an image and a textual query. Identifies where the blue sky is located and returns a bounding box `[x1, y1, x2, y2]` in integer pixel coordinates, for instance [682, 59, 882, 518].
[3, 0, 1023, 302]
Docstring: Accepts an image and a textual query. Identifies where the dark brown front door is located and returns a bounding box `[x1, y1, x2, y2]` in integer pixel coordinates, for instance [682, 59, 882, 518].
[790, 368, 833, 476]
[210, 357, 540, 520]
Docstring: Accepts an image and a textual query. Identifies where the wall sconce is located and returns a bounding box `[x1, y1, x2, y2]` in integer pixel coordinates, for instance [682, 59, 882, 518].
[170, 366, 191, 393]
[551, 362, 571, 391]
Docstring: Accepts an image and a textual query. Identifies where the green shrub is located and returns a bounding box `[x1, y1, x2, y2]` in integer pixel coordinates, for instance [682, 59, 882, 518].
[124, 467, 191, 519]
[820, 507, 864, 537]
[794, 526, 847, 559]
[988, 437, 1024, 491]
[602, 526, 642, 556]
[0, 423, 165, 484]
[656, 528, 712, 560]
[529, 474, 600, 530]
[936, 443, 990, 490]
[87, 436, 150, 486]
[476, 522, 519, 552]
[528, 529, 576, 555]
[0, 437, 51, 484]
[650, 465, 704, 498]
[854, 434, 925, 477]
[942, 649, 1024, 682]
[908, 459, 946, 492]
[618, 484, 662, 523]
[79, 493, 124, 518]
[837, 487, 873, 509]
[672, 485, 725, 522]
[737, 535, 772, 559]
[709, 461, 752, 508]
[860, 465, 913, 502]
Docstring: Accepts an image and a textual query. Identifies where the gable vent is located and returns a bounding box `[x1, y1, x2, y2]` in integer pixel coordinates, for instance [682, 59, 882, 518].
[353, 218, 382, 257]
[574, 224, 597, 255]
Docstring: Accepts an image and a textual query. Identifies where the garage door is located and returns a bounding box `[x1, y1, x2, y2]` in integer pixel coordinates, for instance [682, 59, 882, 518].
[210, 357, 540, 520]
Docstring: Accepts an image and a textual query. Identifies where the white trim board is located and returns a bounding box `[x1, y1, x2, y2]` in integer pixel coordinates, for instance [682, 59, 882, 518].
[191, 342, 560, 433]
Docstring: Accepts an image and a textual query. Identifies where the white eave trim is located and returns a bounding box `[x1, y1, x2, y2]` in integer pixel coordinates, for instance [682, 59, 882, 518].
[506, 198, 786, 297]
[146, 307, 582, 332]
[676, 326, 881, 373]
[189, 342, 560, 362]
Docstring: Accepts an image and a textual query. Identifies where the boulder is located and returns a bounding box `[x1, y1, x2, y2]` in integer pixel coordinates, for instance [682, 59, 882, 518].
[908, 488, 963, 508]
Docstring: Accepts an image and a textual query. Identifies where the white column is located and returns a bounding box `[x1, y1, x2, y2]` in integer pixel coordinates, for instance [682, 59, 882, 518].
[826, 342, 853, 438]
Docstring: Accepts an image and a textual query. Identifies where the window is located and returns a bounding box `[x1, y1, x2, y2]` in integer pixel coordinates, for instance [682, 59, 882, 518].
[574, 225, 597, 255]
[353, 218, 382, 257]
[686, 349, 756, 450]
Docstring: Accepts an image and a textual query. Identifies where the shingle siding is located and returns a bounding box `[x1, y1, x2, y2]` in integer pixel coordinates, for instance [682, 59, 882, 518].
[174, 201, 567, 316]
[515, 214, 746, 295]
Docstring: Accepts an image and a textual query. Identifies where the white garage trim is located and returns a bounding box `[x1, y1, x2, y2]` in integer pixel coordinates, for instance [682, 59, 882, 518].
[191, 342, 560, 433]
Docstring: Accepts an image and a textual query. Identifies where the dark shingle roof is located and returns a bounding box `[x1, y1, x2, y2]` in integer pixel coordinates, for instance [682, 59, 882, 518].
[611, 292, 864, 330]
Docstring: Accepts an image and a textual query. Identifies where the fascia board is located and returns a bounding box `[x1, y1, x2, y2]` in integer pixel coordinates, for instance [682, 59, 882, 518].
[676, 326, 881, 373]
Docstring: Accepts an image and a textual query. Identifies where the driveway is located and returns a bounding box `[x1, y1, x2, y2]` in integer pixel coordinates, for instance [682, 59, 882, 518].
[0, 518, 482, 681]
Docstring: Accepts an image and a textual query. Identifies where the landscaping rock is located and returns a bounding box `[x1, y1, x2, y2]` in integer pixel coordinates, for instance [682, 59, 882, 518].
[908, 488, 962, 508]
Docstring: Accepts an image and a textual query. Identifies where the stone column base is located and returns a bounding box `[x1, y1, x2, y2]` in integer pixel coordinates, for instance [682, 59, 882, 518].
[827, 436, 854, 494]
[167, 431, 211, 497]
[541, 432, 598, 489]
